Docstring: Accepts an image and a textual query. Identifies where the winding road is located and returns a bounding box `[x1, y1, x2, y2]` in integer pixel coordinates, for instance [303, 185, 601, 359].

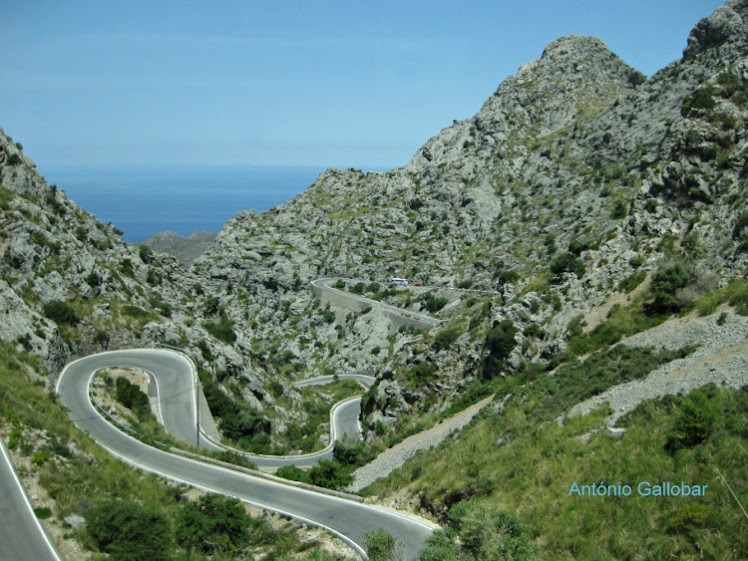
[56, 349, 434, 559]
[191, 372, 376, 469]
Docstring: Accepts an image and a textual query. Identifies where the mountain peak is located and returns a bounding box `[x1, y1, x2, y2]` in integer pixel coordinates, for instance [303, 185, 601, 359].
[683, 0, 748, 60]
[540, 34, 612, 60]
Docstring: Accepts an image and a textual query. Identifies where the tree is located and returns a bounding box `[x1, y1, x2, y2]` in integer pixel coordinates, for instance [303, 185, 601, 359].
[482, 320, 517, 379]
[648, 263, 692, 313]
[175, 494, 250, 555]
[85, 500, 172, 561]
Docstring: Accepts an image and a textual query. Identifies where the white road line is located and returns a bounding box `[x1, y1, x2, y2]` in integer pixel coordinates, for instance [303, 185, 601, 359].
[0, 438, 63, 561]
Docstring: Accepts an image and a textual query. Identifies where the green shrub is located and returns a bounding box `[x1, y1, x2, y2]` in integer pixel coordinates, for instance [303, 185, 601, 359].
[115, 377, 149, 412]
[418, 530, 462, 561]
[138, 245, 153, 263]
[351, 282, 365, 294]
[406, 360, 438, 381]
[448, 498, 535, 560]
[333, 440, 372, 467]
[204, 318, 237, 344]
[727, 278, 748, 315]
[611, 200, 628, 219]
[322, 306, 335, 324]
[550, 252, 585, 278]
[276, 465, 311, 484]
[733, 210, 748, 241]
[667, 502, 710, 535]
[434, 325, 461, 350]
[422, 292, 448, 313]
[681, 86, 716, 116]
[618, 270, 646, 293]
[648, 263, 692, 313]
[482, 320, 517, 379]
[175, 494, 250, 555]
[308, 459, 353, 489]
[85, 500, 172, 561]
[666, 385, 719, 451]
[33, 506, 52, 519]
[43, 300, 79, 326]
[122, 304, 149, 318]
[364, 528, 400, 561]
[497, 269, 520, 284]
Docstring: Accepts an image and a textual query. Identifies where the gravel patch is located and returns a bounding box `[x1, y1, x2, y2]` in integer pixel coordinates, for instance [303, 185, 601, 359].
[347, 395, 494, 492]
[566, 309, 748, 426]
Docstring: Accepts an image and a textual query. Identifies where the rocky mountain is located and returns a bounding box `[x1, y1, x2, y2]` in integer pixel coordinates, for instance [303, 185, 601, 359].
[139, 230, 217, 266]
[2, 0, 747, 455]
[188, 0, 748, 428]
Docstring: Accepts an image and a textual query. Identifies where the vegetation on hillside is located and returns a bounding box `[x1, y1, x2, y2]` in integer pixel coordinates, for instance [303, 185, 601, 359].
[0, 342, 353, 560]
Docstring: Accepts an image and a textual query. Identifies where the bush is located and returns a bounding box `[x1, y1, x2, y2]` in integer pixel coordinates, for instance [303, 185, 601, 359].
[681, 86, 716, 116]
[220, 408, 270, 444]
[418, 530, 462, 561]
[550, 252, 585, 278]
[85, 500, 172, 561]
[175, 494, 250, 555]
[482, 320, 517, 379]
[333, 440, 371, 467]
[733, 210, 748, 241]
[648, 263, 692, 314]
[618, 270, 646, 293]
[43, 300, 79, 326]
[351, 282, 366, 294]
[666, 385, 720, 451]
[497, 269, 520, 284]
[308, 459, 353, 489]
[611, 200, 628, 219]
[406, 361, 438, 381]
[434, 325, 461, 350]
[421, 292, 448, 313]
[115, 377, 149, 412]
[138, 245, 153, 263]
[322, 306, 335, 324]
[276, 465, 311, 484]
[122, 305, 149, 319]
[364, 528, 400, 561]
[448, 498, 535, 560]
[204, 318, 237, 344]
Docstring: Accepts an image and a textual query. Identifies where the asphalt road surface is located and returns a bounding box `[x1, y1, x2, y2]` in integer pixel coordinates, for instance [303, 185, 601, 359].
[57, 349, 433, 559]
[0, 438, 62, 561]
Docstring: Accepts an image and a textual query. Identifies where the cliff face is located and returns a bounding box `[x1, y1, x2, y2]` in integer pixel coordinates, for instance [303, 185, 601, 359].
[3, 1, 747, 438]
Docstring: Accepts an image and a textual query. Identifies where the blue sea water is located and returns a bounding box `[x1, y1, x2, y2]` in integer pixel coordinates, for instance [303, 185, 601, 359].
[41, 164, 326, 242]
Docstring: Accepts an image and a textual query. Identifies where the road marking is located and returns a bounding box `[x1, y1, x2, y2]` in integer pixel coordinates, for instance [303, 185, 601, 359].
[0, 438, 63, 560]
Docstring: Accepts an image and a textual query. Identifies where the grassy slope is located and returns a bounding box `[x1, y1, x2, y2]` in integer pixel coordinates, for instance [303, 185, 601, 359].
[363, 349, 748, 559]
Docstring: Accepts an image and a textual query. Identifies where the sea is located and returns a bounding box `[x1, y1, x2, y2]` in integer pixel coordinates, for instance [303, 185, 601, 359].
[40, 164, 327, 243]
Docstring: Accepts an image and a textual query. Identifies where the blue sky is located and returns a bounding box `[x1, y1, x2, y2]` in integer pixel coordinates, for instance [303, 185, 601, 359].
[0, 0, 725, 170]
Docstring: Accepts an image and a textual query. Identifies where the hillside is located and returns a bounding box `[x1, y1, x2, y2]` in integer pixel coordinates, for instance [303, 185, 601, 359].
[1, 0, 748, 559]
